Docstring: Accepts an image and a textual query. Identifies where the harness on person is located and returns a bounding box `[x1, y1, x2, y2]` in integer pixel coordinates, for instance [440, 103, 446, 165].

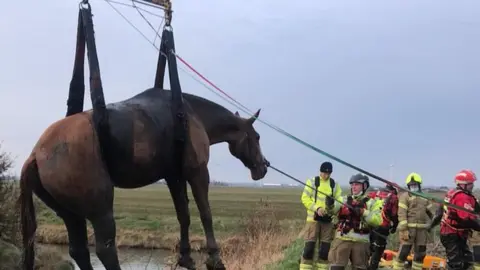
[338, 196, 371, 235]
[442, 189, 478, 231]
[313, 176, 336, 223]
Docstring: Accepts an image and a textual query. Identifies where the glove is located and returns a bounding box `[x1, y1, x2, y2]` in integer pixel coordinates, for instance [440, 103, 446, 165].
[326, 196, 334, 208]
[426, 222, 433, 233]
[399, 230, 409, 242]
[352, 206, 364, 217]
[390, 225, 397, 234]
[339, 205, 350, 217]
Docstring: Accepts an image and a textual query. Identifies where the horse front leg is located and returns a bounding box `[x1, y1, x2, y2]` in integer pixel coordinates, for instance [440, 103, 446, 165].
[188, 165, 225, 270]
[166, 178, 195, 270]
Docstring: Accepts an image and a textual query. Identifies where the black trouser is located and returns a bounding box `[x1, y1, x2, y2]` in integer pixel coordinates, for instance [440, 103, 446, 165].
[441, 233, 473, 270]
[368, 226, 390, 270]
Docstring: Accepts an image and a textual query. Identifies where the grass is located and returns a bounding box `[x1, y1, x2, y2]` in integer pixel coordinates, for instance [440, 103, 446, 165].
[35, 185, 305, 249]
[265, 238, 304, 270]
[30, 183, 462, 269]
[0, 181, 75, 270]
[34, 184, 306, 269]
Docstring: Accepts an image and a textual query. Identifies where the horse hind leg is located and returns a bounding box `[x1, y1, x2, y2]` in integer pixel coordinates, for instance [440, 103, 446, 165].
[60, 213, 93, 270]
[89, 212, 121, 270]
[32, 181, 93, 270]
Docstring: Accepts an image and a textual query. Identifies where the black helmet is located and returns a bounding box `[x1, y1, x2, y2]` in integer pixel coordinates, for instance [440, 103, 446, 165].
[349, 173, 370, 189]
[320, 162, 333, 173]
[383, 184, 397, 195]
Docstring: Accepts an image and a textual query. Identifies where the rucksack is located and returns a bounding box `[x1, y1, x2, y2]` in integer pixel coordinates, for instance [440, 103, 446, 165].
[313, 176, 336, 223]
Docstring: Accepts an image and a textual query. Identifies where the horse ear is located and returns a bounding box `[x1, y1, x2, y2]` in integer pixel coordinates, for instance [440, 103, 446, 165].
[234, 111, 240, 116]
[247, 109, 261, 125]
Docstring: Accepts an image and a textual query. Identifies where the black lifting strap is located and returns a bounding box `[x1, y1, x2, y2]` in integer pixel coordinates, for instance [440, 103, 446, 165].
[154, 27, 188, 182]
[66, 9, 86, 117]
[66, 2, 112, 171]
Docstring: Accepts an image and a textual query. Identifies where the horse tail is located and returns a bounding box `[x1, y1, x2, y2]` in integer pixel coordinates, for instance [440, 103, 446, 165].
[18, 157, 38, 270]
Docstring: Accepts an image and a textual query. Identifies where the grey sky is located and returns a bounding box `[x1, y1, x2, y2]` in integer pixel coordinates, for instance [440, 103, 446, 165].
[1, 0, 479, 187]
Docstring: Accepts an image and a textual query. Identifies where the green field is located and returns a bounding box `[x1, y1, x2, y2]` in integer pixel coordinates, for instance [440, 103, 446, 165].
[37, 184, 450, 236]
[37, 185, 305, 236]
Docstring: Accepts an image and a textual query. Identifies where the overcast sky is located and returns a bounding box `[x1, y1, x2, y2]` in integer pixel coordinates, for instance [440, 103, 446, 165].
[1, 0, 479, 187]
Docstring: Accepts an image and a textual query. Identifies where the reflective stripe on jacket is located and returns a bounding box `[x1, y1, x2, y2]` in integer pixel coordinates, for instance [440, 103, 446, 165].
[398, 191, 435, 230]
[301, 177, 342, 222]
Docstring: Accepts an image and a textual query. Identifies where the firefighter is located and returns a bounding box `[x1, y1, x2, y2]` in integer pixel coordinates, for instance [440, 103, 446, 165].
[326, 173, 385, 270]
[299, 161, 342, 270]
[367, 184, 399, 270]
[393, 172, 436, 270]
[428, 169, 480, 270]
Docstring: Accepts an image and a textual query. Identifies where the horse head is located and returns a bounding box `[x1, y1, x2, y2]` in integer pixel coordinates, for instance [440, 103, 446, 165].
[228, 109, 269, 180]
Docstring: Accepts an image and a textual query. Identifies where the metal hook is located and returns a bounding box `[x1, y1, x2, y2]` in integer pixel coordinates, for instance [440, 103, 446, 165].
[79, 0, 91, 10]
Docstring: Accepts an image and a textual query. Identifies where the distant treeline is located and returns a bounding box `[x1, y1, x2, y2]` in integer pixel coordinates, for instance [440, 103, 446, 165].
[155, 179, 230, 186]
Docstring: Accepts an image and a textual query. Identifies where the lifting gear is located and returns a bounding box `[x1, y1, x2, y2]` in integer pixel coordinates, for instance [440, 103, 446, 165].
[65, 0, 187, 183]
[66, 0, 112, 172]
[337, 196, 370, 236]
[151, 0, 188, 184]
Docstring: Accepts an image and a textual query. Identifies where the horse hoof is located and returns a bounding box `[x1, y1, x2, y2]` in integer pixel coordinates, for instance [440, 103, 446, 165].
[205, 259, 226, 270]
[178, 256, 196, 270]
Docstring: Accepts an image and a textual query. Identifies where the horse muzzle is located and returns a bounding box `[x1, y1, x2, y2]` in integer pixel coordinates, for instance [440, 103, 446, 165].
[250, 158, 269, 180]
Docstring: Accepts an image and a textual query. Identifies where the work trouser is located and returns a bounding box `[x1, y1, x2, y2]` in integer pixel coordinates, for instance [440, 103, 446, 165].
[299, 221, 334, 270]
[441, 233, 473, 270]
[328, 238, 371, 270]
[368, 226, 390, 270]
[469, 232, 480, 270]
[393, 228, 428, 270]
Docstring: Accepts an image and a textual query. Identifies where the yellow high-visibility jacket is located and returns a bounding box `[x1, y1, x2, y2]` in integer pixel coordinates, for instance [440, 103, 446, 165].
[397, 192, 435, 230]
[328, 195, 384, 242]
[301, 176, 342, 222]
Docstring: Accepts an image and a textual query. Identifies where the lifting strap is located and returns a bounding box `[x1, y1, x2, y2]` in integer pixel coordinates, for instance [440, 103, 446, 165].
[153, 1, 188, 183]
[65, 2, 111, 172]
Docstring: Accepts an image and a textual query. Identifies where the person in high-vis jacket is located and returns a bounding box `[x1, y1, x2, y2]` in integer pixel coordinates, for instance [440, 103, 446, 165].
[393, 172, 436, 270]
[367, 184, 399, 270]
[299, 161, 342, 270]
[326, 173, 385, 270]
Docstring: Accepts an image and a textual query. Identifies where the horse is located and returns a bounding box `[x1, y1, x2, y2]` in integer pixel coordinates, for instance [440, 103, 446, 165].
[18, 87, 269, 270]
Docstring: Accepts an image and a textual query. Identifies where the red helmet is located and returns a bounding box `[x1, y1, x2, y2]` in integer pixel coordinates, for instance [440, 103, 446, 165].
[454, 169, 477, 185]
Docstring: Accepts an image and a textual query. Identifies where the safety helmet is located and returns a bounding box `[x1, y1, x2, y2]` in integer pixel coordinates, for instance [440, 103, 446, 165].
[454, 169, 477, 185]
[320, 162, 333, 174]
[349, 173, 370, 189]
[405, 172, 422, 185]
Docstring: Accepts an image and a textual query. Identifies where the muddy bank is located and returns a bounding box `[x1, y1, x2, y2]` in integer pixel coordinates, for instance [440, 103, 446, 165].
[36, 225, 207, 251]
[35, 224, 264, 252]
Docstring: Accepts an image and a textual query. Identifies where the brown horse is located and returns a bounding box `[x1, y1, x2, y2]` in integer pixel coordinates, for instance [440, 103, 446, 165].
[19, 88, 268, 270]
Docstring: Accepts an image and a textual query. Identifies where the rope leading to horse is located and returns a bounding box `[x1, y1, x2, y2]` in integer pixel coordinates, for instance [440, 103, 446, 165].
[102, 0, 479, 217]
